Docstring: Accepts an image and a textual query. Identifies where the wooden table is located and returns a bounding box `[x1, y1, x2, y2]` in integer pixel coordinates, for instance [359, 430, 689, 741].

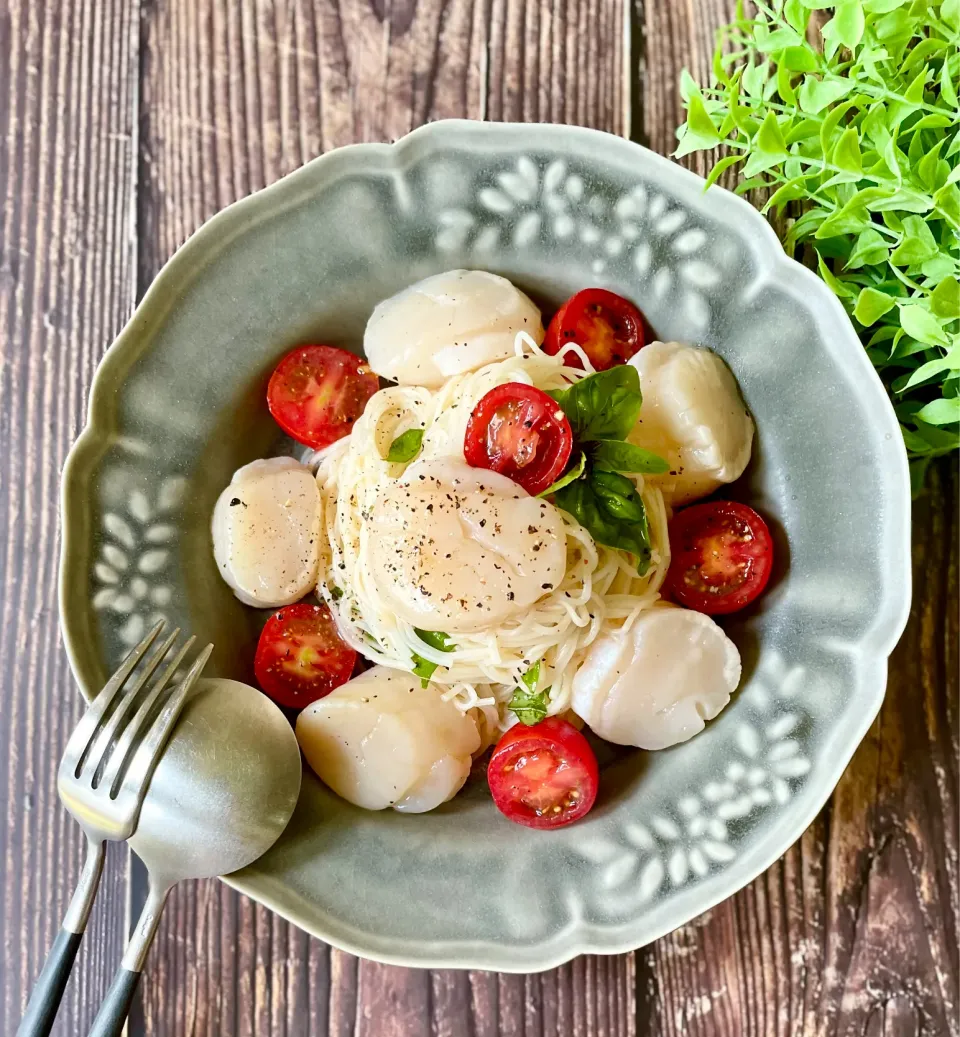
[1, 2, 957, 1034]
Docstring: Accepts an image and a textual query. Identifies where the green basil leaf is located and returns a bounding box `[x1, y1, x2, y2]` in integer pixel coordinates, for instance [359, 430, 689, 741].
[756, 110, 789, 156]
[549, 366, 643, 442]
[411, 654, 438, 687]
[590, 440, 671, 474]
[538, 452, 587, 497]
[414, 629, 455, 653]
[508, 686, 550, 725]
[889, 215, 939, 267]
[520, 661, 541, 692]
[798, 74, 850, 113]
[554, 476, 652, 575]
[386, 428, 424, 463]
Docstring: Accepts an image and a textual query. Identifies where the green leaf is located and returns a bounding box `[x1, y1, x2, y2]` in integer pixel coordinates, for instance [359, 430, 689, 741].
[942, 56, 959, 109]
[798, 74, 851, 113]
[933, 182, 960, 225]
[784, 0, 812, 31]
[703, 154, 744, 190]
[411, 654, 438, 686]
[943, 0, 960, 30]
[538, 451, 587, 497]
[854, 286, 898, 323]
[414, 629, 455, 653]
[553, 477, 651, 575]
[931, 277, 960, 319]
[816, 252, 859, 297]
[899, 304, 949, 345]
[756, 111, 789, 156]
[754, 26, 805, 51]
[845, 227, 890, 268]
[590, 440, 671, 474]
[831, 0, 865, 47]
[676, 94, 722, 157]
[898, 350, 960, 391]
[781, 45, 818, 72]
[743, 59, 771, 99]
[520, 661, 541, 693]
[508, 685, 549, 725]
[411, 629, 455, 687]
[832, 126, 863, 175]
[917, 140, 947, 191]
[916, 397, 960, 425]
[549, 366, 644, 442]
[903, 66, 929, 104]
[889, 215, 939, 267]
[386, 427, 424, 463]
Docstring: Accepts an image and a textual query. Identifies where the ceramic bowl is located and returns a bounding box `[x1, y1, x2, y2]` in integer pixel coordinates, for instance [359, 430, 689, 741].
[60, 120, 911, 971]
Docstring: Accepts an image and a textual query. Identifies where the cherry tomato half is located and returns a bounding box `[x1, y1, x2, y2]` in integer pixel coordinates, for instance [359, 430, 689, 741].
[464, 383, 573, 495]
[542, 288, 645, 370]
[488, 716, 599, 829]
[267, 344, 379, 450]
[666, 501, 774, 615]
[254, 603, 357, 710]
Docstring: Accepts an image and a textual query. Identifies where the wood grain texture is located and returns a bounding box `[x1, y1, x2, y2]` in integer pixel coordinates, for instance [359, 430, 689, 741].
[0, 1, 139, 1034]
[1, 1, 956, 1035]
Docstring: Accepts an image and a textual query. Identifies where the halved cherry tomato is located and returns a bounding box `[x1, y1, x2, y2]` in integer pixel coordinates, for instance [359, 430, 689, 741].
[488, 716, 599, 829]
[254, 603, 357, 710]
[666, 501, 774, 615]
[267, 344, 379, 450]
[542, 288, 645, 370]
[464, 383, 573, 495]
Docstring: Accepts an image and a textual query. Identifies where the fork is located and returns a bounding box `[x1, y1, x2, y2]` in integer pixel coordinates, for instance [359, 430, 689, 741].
[18, 621, 213, 1037]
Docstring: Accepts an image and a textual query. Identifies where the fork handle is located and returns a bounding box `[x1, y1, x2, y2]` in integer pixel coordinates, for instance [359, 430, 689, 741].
[18, 838, 105, 1037]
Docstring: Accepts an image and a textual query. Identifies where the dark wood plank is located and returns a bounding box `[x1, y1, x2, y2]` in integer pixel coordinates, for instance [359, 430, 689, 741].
[134, 2, 632, 1035]
[0, 1, 140, 1034]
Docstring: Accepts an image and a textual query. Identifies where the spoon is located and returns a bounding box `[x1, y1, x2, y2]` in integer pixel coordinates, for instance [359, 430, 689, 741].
[87, 678, 302, 1037]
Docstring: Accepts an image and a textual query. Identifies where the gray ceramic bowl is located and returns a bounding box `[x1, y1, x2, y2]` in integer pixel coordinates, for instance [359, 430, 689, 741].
[60, 121, 911, 971]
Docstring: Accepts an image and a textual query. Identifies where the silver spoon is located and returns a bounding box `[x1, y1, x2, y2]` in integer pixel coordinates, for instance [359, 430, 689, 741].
[87, 678, 302, 1037]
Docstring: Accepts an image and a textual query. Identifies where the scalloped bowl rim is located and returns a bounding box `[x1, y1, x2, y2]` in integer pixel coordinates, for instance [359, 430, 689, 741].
[59, 120, 912, 970]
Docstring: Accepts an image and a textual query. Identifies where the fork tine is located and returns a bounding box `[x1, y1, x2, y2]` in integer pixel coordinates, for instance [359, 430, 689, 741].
[100, 635, 197, 796]
[119, 643, 214, 805]
[63, 621, 165, 771]
[76, 628, 181, 781]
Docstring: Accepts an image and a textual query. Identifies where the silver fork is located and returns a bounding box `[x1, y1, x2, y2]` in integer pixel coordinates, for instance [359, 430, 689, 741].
[18, 621, 213, 1037]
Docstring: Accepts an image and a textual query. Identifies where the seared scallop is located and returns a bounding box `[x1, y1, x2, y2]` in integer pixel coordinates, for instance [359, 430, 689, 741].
[571, 605, 741, 750]
[363, 270, 544, 387]
[363, 458, 566, 632]
[296, 666, 481, 812]
[212, 457, 322, 608]
[628, 341, 754, 505]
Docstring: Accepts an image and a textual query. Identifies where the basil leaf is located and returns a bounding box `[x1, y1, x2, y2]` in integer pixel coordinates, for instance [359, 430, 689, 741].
[554, 477, 652, 575]
[328, 584, 344, 602]
[386, 428, 424, 463]
[411, 654, 438, 687]
[549, 367, 643, 442]
[590, 440, 670, 474]
[520, 661, 541, 692]
[411, 630, 454, 687]
[537, 452, 587, 497]
[414, 629, 455, 652]
[508, 686, 550, 725]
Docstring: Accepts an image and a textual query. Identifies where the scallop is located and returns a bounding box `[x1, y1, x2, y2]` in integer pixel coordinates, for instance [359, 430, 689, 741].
[363, 458, 566, 633]
[363, 270, 544, 388]
[627, 341, 754, 505]
[212, 457, 322, 608]
[571, 606, 741, 750]
[296, 666, 481, 812]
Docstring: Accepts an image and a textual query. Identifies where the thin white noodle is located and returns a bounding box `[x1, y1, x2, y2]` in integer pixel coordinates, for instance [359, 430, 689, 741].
[314, 332, 669, 725]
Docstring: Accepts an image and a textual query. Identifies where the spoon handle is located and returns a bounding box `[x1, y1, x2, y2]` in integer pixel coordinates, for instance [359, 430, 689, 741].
[18, 836, 105, 1037]
[86, 879, 171, 1037]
